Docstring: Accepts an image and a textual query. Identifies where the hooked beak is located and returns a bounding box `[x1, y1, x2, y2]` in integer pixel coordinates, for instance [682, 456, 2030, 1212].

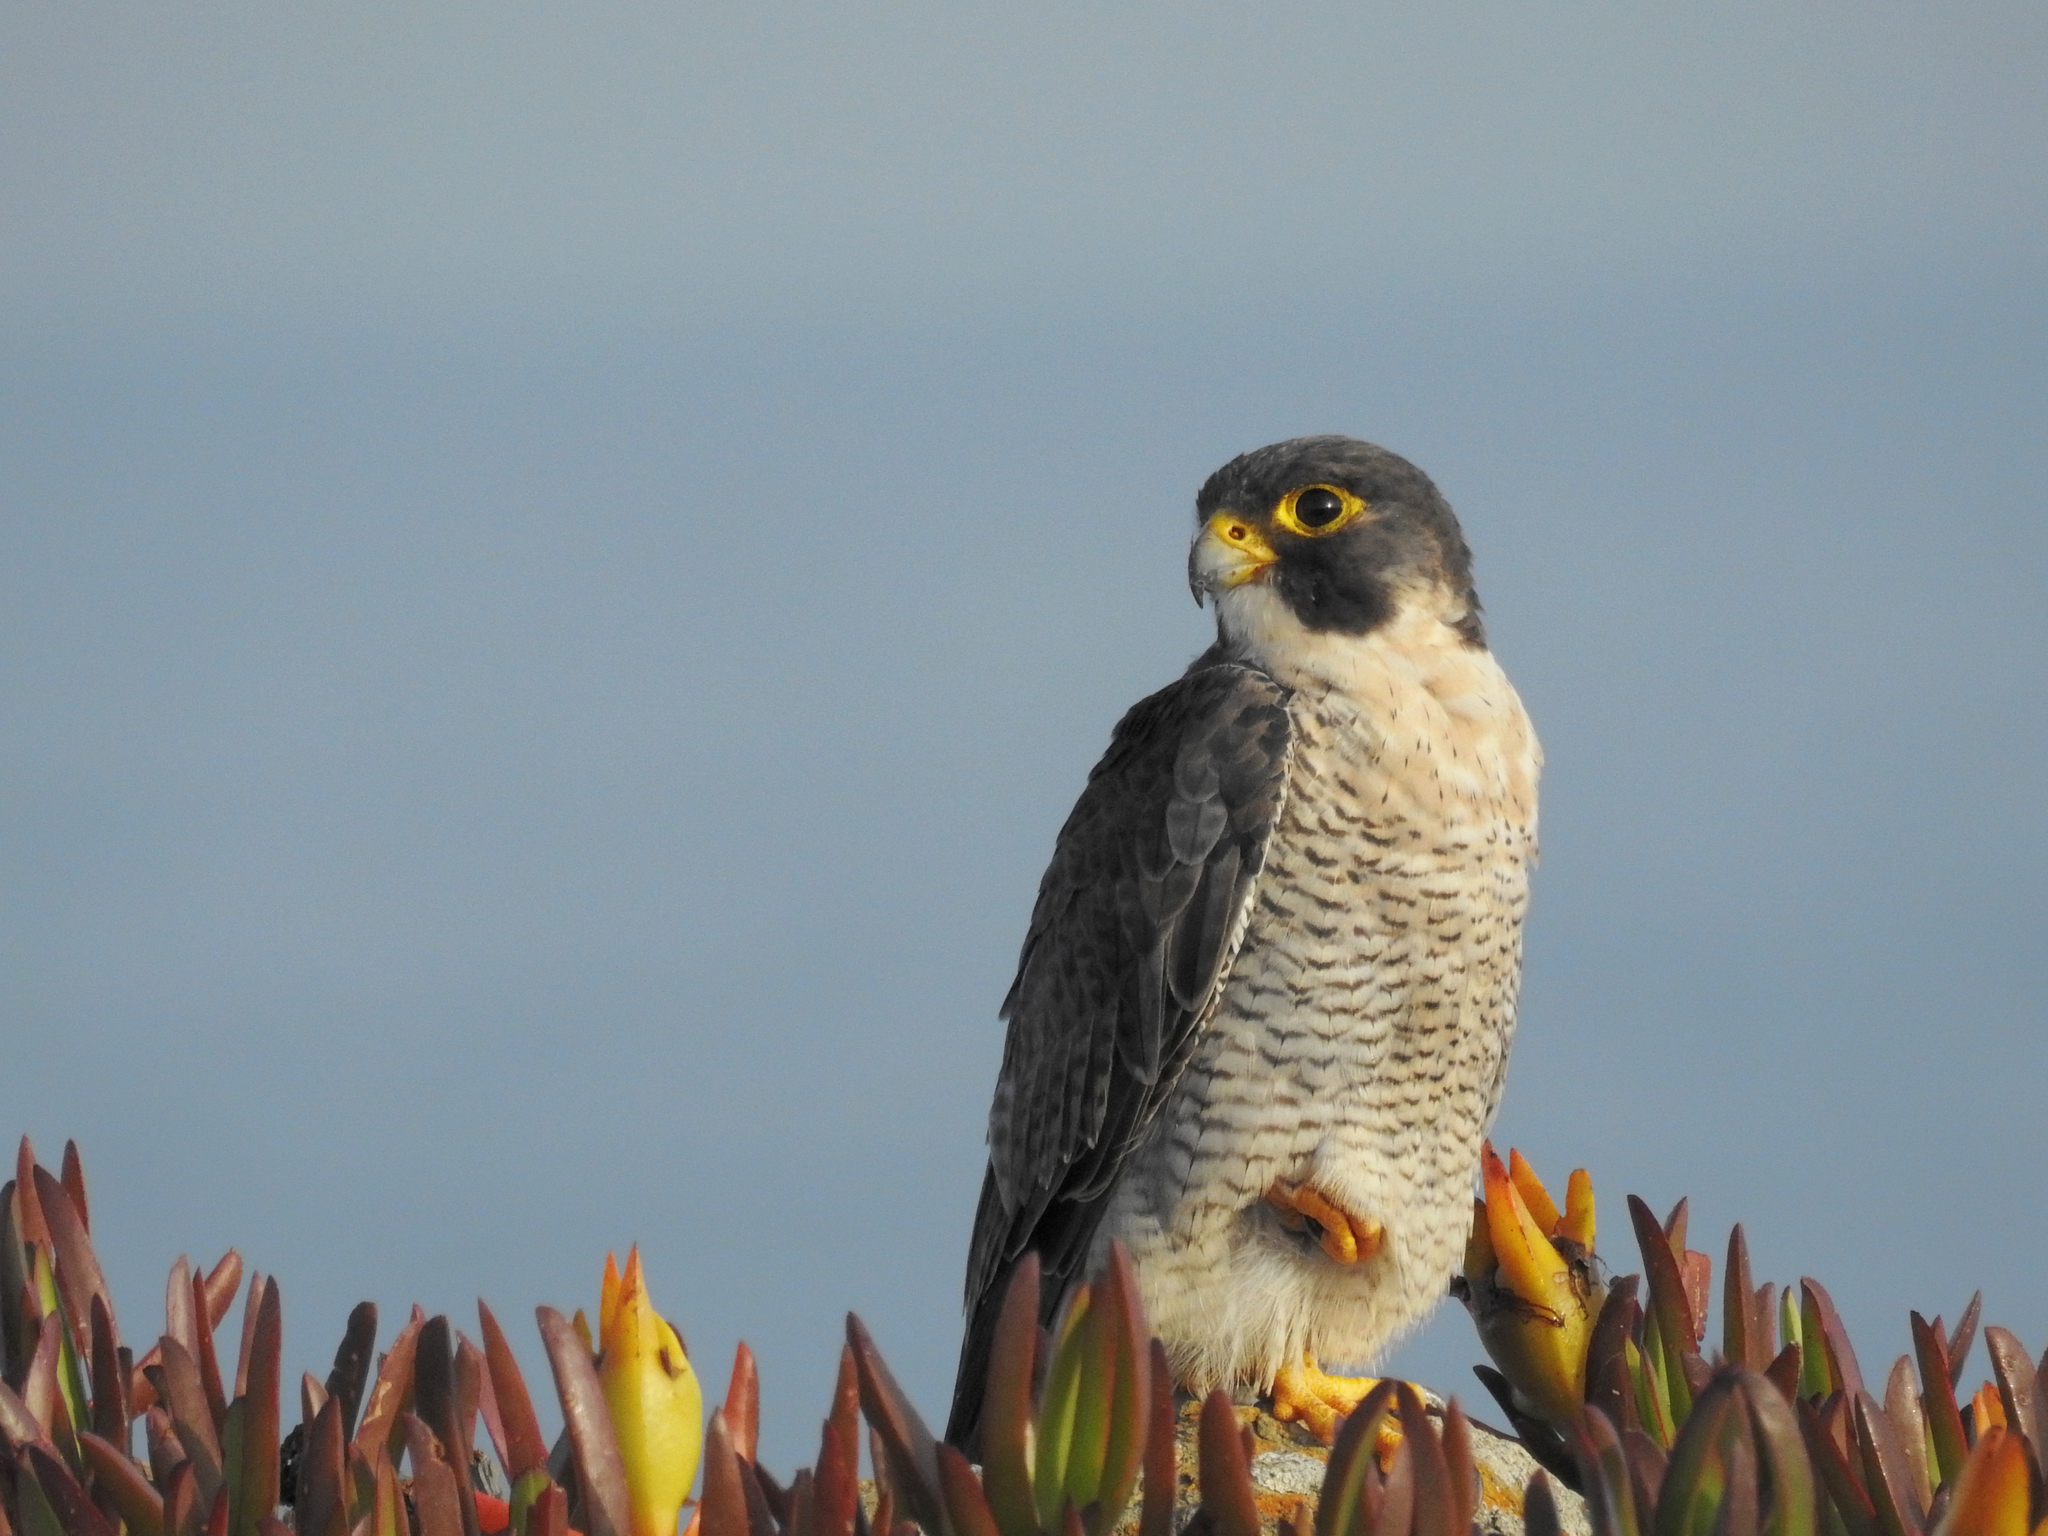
[1189, 511, 1278, 605]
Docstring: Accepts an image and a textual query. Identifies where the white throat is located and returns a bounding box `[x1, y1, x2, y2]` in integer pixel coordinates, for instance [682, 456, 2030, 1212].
[1211, 578, 1540, 821]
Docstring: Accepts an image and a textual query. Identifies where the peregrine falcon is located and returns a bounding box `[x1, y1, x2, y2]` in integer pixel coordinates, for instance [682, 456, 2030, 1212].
[946, 436, 1539, 1449]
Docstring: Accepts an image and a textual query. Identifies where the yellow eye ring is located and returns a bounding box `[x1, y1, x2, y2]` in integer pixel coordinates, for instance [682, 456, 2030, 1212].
[1273, 482, 1368, 538]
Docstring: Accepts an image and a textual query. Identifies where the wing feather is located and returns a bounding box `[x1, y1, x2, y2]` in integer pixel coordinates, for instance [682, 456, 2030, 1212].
[945, 660, 1293, 1449]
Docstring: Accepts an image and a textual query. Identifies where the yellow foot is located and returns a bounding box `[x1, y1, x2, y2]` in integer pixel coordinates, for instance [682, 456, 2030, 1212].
[1267, 1355, 1401, 1457]
[1263, 1179, 1384, 1265]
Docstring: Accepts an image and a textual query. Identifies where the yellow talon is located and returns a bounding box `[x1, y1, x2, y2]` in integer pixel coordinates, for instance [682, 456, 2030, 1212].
[1268, 1355, 1402, 1461]
[1264, 1180, 1384, 1265]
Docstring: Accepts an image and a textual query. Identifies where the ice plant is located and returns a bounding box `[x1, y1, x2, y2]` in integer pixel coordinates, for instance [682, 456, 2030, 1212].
[1457, 1142, 1604, 1429]
[598, 1247, 704, 1536]
[1932, 1427, 2040, 1536]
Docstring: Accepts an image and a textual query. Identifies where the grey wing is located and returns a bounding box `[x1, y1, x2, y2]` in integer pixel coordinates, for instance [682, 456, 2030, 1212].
[944, 660, 1294, 1450]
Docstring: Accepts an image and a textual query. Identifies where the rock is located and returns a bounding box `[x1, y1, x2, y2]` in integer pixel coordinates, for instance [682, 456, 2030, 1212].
[1109, 1392, 1590, 1536]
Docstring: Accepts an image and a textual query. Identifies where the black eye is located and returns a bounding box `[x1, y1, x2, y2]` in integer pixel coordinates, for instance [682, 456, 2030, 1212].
[1294, 487, 1346, 528]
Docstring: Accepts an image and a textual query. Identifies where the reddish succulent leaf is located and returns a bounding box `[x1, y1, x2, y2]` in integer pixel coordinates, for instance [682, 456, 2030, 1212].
[1376, 1435, 1416, 1536]
[721, 1344, 759, 1468]
[1751, 1284, 1779, 1375]
[535, 1307, 629, 1536]
[80, 1431, 166, 1536]
[2, 1182, 33, 1387]
[57, 1148, 87, 1239]
[164, 1462, 200, 1536]
[1524, 1473, 1563, 1536]
[1393, 1385, 1456, 1536]
[1314, 1379, 1397, 1536]
[351, 1313, 423, 1461]
[25, 1314, 69, 1442]
[406, 1423, 467, 1536]
[1443, 1402, 1480, 1536]
[1569, 1406, 1646, 1536]
[1719, 1433, 1761, 1536]
[301, 1372, 329, 1427]
[30, 1168, 112, 1368]
[205, 1484, 228, 1536]
[454, 1343, 485, 1482]
[978, 1257, 1040, 1536]
[1724, 1227, 1771, 1374]
[1660, 1198, 1687, 1253]
[1136, 1342, 1175, 1536]
[1194, 1392, 1258, 1536]
[1737, 1369, 1818, 1536]
[1983, 1327, 2041, 1466]
[1883, 1358, 1933, 1513]
[1766, 1344, 1804, 1407]
[127, 1259, 194, 1415]
[415, 1317, 482, 1536]
[1910, 1314, 1968, 1488]
[1619, 1427, 1665, 1519]
[138, 1255, 241, 1426]
[0, 1377, 43, 1447]
[234, 1274, 270, 1402]
[14, 1143, 51, 1251]
[1678, 1352, 1713, 1399]
[937, 1447, 1001, 1536]
[814, 1347, 862, 1536]
[257, 1519, 292, 1536]
[371, 1454, 404, 1536]
[754, 1464, 792, 1526]
[530, 1486, 570, 1536]
[295, 1397, 349, 1536]
[845, 1313, 946, 1536]
[190, 1276, 229, 1434]
[478, 1304, 548, 1482]
[167, 1261, 197, 1359]
[742, 1459, 785, 1536]
[1092, 1245, 1150, 1536]
[1585, 1277, 1641, 1433]
[2035, 1345, 2048, 1478]
[144, 1406, 185, 1488]
[320, 1304, 377, 1445]
[26, 1440, 116, 1536]
[200, 1260, 242, 1336]
[1626, 1196, 1698, 1418]
[156, 1338, 224, 1492]
[1797, 1396, 1879, 1536]
[699, 1411, 754, 1536]
[89, 1298, 126, 1444]
[794, 1469, 825, 1536]
[1851, 1391, 1927, 1536]
[1801, 1281, 1866, 1402]
[1945, 1295, 1982, 1392]
[868, 1422, 892, 1504]
[1658, 1372, 1739, 1536]
[234, 1280, 282, 1536]
[1678, 1255, 1712, 1352]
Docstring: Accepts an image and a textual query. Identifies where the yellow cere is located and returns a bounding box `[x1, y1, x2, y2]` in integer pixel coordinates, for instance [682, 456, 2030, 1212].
[1272, 482, 1369, 538]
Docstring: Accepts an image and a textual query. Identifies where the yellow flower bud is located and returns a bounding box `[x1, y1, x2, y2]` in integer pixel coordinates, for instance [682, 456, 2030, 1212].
[598, 1247, 704, 1536]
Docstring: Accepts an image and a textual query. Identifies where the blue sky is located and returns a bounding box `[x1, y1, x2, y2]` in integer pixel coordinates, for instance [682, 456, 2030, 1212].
[3, 3, 2044, 1473]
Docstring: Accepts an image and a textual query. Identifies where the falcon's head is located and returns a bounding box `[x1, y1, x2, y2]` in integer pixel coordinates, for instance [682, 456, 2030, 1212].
[1189, 435, 1484, 649]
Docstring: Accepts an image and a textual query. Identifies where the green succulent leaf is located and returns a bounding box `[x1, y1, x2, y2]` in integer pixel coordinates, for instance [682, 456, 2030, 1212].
[1032, 1288, 1091, 1535]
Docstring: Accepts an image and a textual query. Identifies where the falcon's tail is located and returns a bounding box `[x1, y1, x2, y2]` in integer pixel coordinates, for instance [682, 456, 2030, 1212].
[946, 1167, 1108, 1454]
